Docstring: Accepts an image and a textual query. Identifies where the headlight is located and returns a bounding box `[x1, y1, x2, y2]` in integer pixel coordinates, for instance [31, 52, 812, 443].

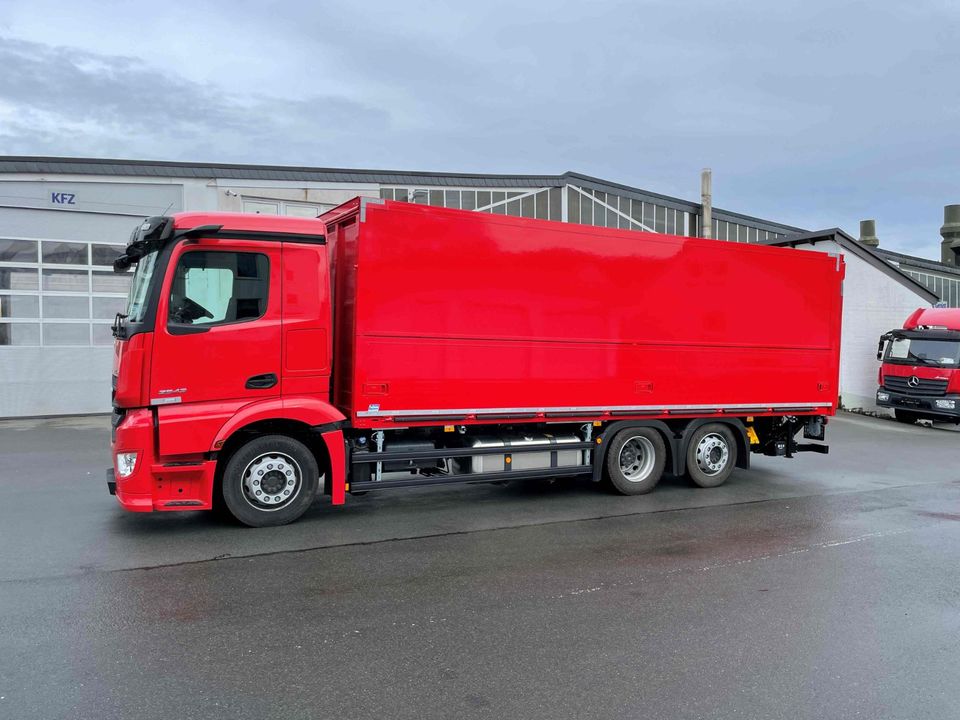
[115, 452, 139, 478]
[935, 399, 956, 410]
[877, 392, 890, 402]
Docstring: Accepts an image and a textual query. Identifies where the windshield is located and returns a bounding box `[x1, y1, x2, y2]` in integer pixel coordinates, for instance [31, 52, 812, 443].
[885, 336, 960, 367]
[125, 250, 158, 323]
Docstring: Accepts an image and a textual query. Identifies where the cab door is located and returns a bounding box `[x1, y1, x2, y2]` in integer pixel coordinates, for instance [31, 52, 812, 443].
[150, 240, 282, 456]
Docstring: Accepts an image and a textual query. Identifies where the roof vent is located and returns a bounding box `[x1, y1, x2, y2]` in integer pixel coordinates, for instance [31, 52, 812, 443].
[859, 219, 879, 247]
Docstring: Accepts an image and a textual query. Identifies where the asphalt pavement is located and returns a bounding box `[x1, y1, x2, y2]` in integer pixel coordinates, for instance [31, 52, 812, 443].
[1, 412, 959, 719]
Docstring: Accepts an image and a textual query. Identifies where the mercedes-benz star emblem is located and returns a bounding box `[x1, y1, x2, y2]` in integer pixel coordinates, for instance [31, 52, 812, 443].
[907, 376, 920, 388]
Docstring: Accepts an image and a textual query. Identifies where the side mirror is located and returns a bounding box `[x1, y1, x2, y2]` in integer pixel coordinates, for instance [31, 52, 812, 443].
[876, 333, 891, 361]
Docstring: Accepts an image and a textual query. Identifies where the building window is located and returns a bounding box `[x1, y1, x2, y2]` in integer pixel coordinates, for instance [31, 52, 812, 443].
[92, 271, 131, 294]
[42, 241, 89, 265]
[42, 323, 89, 346]
[0, 295, 39, 318]
[644, 204, 656, 232]
[536, 191, 548, 220]
[549, 188, 562, 221]
[92, 323, 115, 345]
[0, 268, 38, 291]
[43, 295, 89, 319]
[93, 296, 127, 319]
[0, 322, 40, 346]
[1, 236, 130, 348]
[91, 244, 123, 266]
[42, 269, 88, 293]
[568, 188, 580, 224]
[378, 185, 794, 247]
[521, 194, 535, 218]
[0, 239, 38, 263]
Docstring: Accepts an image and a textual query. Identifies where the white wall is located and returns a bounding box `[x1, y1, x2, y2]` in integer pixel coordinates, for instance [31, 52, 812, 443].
[0, 347, 113, 416]
[790, 240, 931, 413]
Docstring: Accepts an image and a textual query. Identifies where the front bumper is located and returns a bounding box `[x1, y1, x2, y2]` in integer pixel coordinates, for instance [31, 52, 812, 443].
[109, 407, 215, 512]
[877, 389, 960, 420]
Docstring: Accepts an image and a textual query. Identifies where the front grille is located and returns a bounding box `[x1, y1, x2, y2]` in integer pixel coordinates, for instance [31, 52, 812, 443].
[884, 376, 949, 397]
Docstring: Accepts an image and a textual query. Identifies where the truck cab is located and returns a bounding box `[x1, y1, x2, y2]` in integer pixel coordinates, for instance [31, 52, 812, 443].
[876, 307, 960, 424]
[109, 213, 347, 520]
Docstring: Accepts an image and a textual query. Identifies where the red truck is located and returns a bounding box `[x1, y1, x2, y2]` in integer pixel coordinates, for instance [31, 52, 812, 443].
[876, 307, 960, 424]
[108, 198, 842, 526]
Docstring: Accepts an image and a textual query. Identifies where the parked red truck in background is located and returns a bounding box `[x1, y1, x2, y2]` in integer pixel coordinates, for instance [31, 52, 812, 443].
[108, 198, 843, 526]
[876, 307, 960, 424]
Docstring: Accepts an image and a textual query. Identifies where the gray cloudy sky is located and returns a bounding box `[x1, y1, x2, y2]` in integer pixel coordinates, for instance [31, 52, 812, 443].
[0, 0, 957, 257]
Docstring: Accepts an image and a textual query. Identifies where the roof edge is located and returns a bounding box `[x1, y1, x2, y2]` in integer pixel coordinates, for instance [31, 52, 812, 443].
[766, 228, 940, 304]
[0, 155, 564, 182]
[0, 155, 802, 235]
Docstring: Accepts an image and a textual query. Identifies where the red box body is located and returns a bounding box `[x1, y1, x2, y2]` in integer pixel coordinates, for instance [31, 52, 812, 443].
[324, 199, 843, 428]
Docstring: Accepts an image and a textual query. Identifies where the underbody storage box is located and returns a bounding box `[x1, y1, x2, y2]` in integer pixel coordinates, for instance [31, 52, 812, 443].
[456, 434, 584, 473]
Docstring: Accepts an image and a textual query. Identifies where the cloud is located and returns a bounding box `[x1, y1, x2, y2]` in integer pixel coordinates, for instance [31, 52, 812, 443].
[0, 37, 390, 164]
[0, 1, 959, 258]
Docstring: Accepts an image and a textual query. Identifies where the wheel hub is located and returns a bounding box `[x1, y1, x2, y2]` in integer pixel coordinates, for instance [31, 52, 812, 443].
[695, 433, 729, 476]
[242, 453, 301, 510]
[618, 436, 656, 482]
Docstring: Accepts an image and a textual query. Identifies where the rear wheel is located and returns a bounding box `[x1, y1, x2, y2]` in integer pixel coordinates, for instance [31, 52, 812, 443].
[606, 427, 666, 495]
[221, 434, 320, 527]
[894, 409, 920, 425]
[686, 423, 737, 488]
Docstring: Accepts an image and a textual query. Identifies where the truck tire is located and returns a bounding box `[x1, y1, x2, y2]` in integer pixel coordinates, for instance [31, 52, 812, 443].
[894, 410, 920, 425]
[606, 427, 666, 495]
[221, 434, 320, 527]
[686, 423, 737, 488]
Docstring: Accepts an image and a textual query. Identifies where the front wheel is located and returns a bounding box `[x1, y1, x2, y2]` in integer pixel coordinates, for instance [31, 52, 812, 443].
[686, 424, 737, 488]
[606, 427, 666, 495]
[221, 434, 320, 527]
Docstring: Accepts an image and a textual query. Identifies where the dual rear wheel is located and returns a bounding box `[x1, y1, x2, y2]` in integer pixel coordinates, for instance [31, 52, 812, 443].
[605, 423, 738, 495]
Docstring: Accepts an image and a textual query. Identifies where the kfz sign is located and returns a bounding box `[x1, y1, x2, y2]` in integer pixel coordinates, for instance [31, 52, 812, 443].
[51, 192, 76, 205]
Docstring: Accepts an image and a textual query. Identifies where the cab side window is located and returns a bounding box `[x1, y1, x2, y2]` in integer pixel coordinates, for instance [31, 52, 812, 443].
[168, 251, 269, 327]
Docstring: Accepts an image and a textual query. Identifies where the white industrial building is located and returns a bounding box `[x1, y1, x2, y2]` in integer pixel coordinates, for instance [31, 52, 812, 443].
[0, 156, 938, 417]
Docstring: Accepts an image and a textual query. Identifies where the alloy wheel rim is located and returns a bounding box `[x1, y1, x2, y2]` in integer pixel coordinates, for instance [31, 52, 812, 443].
[695, 433, 729, 476]
[241, 452, 303, 511]
[618, 436, 656, 482]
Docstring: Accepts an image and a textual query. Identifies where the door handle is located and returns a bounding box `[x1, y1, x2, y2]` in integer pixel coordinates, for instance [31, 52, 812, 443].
[245, 373, 278, 390]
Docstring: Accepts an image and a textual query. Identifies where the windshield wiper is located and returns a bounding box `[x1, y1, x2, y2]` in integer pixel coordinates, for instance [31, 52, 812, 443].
[907, 352, 941, 366]
[112, 313, 128, 340]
